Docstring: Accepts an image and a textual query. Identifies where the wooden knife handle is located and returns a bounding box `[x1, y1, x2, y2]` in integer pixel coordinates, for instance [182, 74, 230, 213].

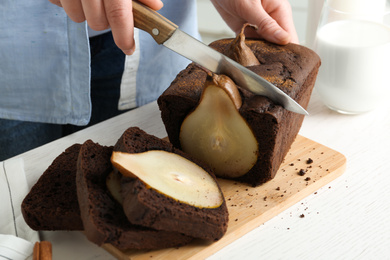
[132, 1, 178, 44]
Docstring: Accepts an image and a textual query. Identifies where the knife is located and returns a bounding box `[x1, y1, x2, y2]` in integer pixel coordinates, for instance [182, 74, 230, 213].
[132, 1, 308, 115]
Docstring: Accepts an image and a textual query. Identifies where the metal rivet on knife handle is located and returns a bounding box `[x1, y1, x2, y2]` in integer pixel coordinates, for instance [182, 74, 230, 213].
[132, 0, 177, 44]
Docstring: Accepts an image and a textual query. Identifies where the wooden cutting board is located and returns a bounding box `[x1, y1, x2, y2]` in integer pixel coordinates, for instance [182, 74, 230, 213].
[103, 135, 346, 259]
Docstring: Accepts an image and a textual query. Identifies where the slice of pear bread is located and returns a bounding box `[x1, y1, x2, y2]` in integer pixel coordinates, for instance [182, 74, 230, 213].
[76, 139, 193, 250]
[111, 127, 229, 241]
[21, 144, 84, 231]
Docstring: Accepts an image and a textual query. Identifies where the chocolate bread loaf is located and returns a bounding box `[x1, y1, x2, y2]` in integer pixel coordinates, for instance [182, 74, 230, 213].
[158, 38, 321, 186]
[21, 144, 83, 231]
[113, 127, 229, 241]
[76, 139, 193, 250]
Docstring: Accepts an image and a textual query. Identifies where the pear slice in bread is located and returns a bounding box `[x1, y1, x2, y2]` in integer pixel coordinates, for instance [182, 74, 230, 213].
[111, 150, 224, 208]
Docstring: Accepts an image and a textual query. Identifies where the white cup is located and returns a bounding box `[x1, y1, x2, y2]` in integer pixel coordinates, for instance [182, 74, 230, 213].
[314, 0, 390, 114]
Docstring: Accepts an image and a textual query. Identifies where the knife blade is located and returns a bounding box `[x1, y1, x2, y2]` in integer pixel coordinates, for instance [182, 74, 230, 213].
[132, 1, 308, 115]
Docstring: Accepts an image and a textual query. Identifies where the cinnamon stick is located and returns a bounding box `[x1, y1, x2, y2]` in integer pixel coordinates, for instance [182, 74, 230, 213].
[33, 241, 52, 260]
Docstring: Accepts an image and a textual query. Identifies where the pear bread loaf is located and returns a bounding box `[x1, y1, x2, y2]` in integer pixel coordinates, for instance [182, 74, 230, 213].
[76, 139, 193, 250]
[21, 144, 84, 231]
[158, 34, 321, 187]
[112, 127, 229, 241]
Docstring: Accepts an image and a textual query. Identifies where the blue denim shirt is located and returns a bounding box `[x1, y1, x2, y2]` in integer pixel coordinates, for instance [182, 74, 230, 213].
[0, 0, 198, 126]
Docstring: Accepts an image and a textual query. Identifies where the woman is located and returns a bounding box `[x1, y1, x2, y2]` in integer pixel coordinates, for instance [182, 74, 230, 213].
[0, 0, 297, 161]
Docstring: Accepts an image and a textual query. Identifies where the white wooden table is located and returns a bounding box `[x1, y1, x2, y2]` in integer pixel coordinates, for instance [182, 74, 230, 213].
[6, 90, 390, 259]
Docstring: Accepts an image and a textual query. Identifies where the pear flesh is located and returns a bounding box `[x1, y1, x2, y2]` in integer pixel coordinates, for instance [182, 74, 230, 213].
[106, 171, 124, 205]
[111, 150, 224, 208]
[180, 79, 258, 178]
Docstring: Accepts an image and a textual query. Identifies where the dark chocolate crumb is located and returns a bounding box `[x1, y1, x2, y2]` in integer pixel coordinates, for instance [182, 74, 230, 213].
[276, 187, 280, 191]
[304, 177, 311, 181]
[289, 163, 294, 166]
[263, 196, 267, 201]
[298, 169, 306, 176]
[307, 158, 313, 164]
[299, 214, 305, 218]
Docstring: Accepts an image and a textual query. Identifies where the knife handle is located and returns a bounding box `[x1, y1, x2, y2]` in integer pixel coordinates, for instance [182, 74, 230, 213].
[132, 1, 178, 44]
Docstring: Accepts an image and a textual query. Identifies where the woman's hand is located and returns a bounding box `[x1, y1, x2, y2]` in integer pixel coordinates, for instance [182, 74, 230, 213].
[211, 0, 299, 45]
[48, 0, 163, 55]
